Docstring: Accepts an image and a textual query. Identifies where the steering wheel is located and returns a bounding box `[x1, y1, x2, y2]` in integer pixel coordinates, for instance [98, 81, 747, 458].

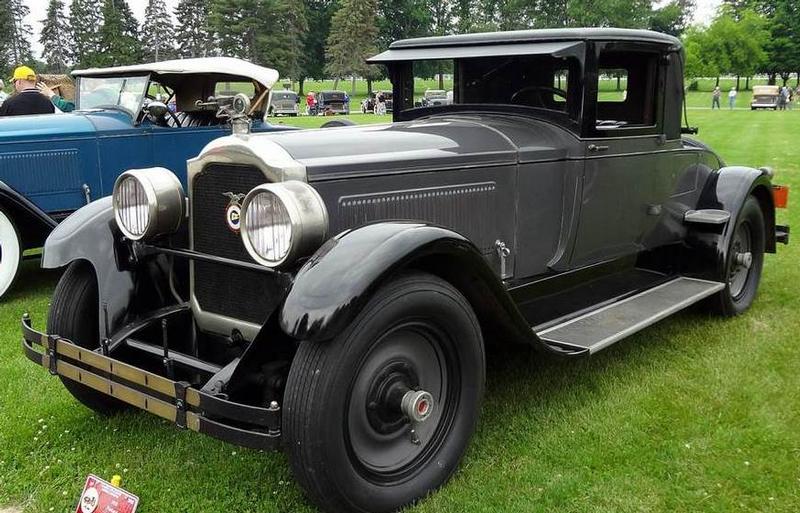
[142, 101, 182, 127]
[510, 86, 568, 107]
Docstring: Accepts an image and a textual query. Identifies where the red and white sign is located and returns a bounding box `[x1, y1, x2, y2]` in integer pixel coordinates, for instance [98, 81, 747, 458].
[75, 475, 139, 513]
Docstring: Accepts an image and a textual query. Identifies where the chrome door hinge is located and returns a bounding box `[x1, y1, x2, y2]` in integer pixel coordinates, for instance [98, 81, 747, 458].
[82, 184, 92, 205]
[495, 240, 511, 279]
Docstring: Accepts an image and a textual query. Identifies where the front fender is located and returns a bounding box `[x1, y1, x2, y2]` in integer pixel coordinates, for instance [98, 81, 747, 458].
[42, 196, 134, 339]
[279, 222, 540, 348]
[0, 180, 56, 249]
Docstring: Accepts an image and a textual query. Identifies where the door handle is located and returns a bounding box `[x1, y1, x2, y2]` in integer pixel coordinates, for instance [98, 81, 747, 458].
[588, 144, 610, 153]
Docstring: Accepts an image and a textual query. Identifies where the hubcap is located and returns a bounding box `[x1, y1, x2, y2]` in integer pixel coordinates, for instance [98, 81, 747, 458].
[346, 323, 455, 480]
[729, 221, 753, 299]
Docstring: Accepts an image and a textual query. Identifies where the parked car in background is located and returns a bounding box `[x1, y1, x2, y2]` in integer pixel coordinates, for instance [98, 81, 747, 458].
[23, 28, 790, 513]
[751, 85, 780, 110]
[420, 88, 452, 107]
[269, 89, 299, 116]
[361, 90, 394, 113]
[0, 57, 290, 298]
[314, 90, 349, 115]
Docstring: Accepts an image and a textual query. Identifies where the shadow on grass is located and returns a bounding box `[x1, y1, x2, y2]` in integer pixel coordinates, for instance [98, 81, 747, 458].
[4, 258, 62, 304]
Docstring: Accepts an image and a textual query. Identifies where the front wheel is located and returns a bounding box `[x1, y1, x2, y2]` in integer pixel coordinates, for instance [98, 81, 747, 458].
[283, 272, 485, 513]
[709, 196, 766, 316]
[47, 262, 128, 414]
[0, 207, 21, 298]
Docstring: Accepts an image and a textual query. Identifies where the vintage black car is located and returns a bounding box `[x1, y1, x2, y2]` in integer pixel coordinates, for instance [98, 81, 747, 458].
[361, 90, 394, 113]
[23, 28, 790, 513]
[312, 90, 350, 115]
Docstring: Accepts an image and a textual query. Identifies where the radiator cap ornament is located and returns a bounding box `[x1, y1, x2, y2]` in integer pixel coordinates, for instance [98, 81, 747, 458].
[223, 192, 246, 232]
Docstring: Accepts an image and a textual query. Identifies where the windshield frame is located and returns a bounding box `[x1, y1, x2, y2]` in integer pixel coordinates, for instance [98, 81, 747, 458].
[76, 73, 152, 117]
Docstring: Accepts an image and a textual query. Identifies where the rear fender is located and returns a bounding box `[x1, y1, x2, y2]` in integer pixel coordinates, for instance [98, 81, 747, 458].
[42, 197, 134, 339]
[0, 180, 56, 249]
[688, 166, 776, 280]
[279, 222, 545, 350]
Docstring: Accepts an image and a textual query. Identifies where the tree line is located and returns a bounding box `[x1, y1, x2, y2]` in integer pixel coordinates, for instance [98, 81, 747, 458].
[0, 0, 796, 93]
[684, 0, 799, 88]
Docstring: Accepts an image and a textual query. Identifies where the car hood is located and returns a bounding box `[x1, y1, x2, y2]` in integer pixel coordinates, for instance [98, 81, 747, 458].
[0, 112, 97, 142]
[264, 114, 576, 181]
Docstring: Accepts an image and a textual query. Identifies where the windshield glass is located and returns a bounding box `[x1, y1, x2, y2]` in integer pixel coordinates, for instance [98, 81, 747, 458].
[78, 75, 149, 114]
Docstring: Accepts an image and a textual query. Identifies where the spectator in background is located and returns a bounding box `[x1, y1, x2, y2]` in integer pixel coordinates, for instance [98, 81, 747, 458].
[306, 91, 316, 115]
[711, 86, 721, 109]
[0, 66, 55, 116]
[728, 87, 737, 110]
[36, 82, 75, 112]
[0, 79, 8, 105]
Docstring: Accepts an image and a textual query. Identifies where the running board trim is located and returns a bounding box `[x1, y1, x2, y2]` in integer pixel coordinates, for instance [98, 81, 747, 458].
[536, 277, 724, 355]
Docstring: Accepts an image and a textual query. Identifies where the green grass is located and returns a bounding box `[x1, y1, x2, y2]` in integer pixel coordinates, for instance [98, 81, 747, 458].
[1, 109, 798, 513]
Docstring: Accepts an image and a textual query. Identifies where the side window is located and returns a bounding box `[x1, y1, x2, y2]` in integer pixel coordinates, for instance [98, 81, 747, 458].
[596, 52, 658, 129]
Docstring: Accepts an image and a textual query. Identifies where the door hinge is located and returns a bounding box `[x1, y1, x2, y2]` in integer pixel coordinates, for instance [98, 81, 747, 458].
[82, 184, 92, 205]
[495, 240, 511, 279]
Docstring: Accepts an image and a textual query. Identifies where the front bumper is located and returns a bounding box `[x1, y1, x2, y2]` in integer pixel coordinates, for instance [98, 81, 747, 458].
[21, 312, 281, 450]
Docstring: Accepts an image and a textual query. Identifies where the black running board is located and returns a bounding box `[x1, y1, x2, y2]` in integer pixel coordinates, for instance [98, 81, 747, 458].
[535, 277, 724, 355]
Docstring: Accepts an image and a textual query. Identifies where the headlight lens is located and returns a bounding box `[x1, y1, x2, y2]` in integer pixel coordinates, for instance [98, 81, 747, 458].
[112, 168, 185, 241]
[241, 181, 328, 268]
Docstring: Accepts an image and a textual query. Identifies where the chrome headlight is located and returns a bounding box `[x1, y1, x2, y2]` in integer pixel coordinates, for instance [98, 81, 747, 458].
[240, 181, 328, 268]
[112, 168, 185, 241]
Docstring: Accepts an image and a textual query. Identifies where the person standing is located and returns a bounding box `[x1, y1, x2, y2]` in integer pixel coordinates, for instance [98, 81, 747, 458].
[306, 91, 316, 115]
[711, 86, 721, 109]
[728, 87, 737, 110]
[0, 66, 55, 116]
[36, 82, 75, 112]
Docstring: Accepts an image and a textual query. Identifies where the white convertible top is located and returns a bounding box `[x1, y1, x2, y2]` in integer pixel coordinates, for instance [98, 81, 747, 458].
[72, 57, 279, 90]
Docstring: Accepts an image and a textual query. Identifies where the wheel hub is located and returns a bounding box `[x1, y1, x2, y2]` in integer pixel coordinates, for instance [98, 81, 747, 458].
[401, 390, 434, 423]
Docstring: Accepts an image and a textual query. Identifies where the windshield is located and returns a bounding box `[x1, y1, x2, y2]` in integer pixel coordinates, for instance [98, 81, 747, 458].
[320, 92, 346, 101]
[274, 92, 297, 101]
[78, 75, 149, 114]
[425, 90, 447, 99]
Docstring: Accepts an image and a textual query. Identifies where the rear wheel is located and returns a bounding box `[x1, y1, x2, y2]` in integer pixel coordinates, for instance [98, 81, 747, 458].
[0, 208, 21, 298]
[283, 272, 485, 513]
[709, 196, 765, 316]
[47, 262, 128, 414]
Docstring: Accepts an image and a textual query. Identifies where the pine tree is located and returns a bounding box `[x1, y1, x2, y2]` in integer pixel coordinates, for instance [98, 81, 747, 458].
[325, 0, 379, 93]
[209, 0, 266, 62]
[174, 0, 215, 57]
[98, 0, 142, 66]
[40, 0, 71, 72]
[1, 0, 34, 65]
[70, 0, 103, 68]
[261, 0, 308, 82]
[141, 0, 175, 62]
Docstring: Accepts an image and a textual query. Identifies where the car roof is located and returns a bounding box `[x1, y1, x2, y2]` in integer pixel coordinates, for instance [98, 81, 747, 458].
[72, 57, 279, 90]
[369, 28, 680, 63]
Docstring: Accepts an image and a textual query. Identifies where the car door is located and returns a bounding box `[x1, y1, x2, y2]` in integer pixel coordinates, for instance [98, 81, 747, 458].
[569, 47, 673, 267]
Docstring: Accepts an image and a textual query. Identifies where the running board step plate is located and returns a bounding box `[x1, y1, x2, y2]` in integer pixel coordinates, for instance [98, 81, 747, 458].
[536, 277, 725, 354]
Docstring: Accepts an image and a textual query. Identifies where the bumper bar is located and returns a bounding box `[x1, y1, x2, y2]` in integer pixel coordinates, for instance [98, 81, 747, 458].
[22, 315, 281, 450]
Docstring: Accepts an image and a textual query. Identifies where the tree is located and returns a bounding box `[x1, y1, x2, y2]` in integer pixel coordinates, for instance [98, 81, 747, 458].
[261, 0, 308, 83]
[40, 0, 71, 72]
[699, 9, 768, 89]
[325, 0, 379, 93]
[174, 0, 215, 58]
[209, 0, 265, 62]
[141, 0, 175, 62]
[649, 0, 695, 36]
[70, 0, 103, 68]
[760, 0, 800, 85]
[299, 0, 338, 90]
[0, 0, 34, 72]
[377, 0, 430, 48]
[98, 0, 143, 66]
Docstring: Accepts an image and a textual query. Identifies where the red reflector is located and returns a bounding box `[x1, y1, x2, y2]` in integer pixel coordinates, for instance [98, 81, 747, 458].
[773, 185, 789, 209]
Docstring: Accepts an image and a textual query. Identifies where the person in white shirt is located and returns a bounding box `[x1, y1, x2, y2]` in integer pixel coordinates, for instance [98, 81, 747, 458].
[728, 87, 737, 110]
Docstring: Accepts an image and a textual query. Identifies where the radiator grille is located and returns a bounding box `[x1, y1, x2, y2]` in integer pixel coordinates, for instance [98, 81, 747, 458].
[191, 164, 280, 324]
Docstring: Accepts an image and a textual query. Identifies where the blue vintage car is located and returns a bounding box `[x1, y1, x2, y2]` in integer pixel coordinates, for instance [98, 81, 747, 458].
[0, 57, 292, 297]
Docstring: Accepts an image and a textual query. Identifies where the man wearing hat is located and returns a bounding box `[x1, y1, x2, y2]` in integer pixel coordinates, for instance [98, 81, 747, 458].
[0, 66, 55, 116]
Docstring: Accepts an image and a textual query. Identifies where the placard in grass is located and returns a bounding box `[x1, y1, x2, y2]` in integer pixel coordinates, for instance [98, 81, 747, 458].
[75, 474, 139, 513]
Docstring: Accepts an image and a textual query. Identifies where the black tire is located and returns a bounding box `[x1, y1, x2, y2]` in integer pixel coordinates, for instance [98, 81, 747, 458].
[283, 272, 485, 513]
[47, 262, 128, 414]
[709, 196, 766, 316]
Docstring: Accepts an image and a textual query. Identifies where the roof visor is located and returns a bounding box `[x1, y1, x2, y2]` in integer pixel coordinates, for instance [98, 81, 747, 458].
[368, 41, 584, 63]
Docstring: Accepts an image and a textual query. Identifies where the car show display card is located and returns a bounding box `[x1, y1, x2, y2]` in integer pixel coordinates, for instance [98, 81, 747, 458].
[75, 474, 139, 513]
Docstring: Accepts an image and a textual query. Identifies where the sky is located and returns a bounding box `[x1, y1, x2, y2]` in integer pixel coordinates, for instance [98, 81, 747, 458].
[23, 0, 723, 60]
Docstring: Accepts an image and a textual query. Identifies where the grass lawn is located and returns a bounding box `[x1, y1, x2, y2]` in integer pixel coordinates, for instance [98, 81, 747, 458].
[1, 108, 798, 513]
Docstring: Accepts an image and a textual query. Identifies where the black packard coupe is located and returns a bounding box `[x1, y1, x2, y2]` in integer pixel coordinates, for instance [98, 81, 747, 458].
[23, 28, 789, 512]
